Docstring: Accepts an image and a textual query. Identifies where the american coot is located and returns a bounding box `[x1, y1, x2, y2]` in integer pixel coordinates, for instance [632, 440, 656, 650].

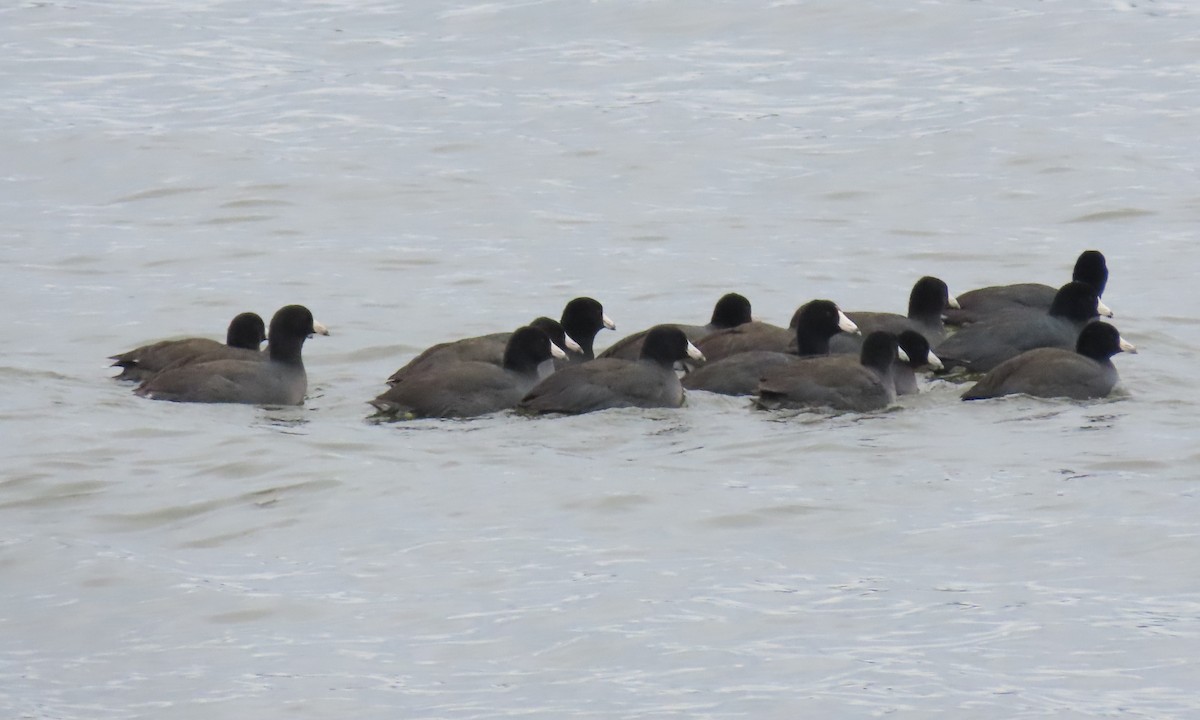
[387, 317, 578, 386]
[370, 326, 567, 419]
[134, 305, 328, 405]
[828, 276, 959, 354]
[697, 299, 857, 363]
[961, 321, 1136, 401]
[935, 281, 1111, 373]
[754, 331, 908, 412]
[598, 292, 752, 360]
[518, 325, 704, 415]
[110, 312, 266, 382]
[559, 296, 616, 362]
[945, 250, 1109, 326]
[893, 330, 943, 396]
[682, 299, 858, 396]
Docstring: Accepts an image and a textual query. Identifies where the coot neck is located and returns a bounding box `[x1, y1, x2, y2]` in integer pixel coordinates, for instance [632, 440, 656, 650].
[268, 334, 306, 366]
[795, 325, 832, 356]
[563, 325, 596, 360]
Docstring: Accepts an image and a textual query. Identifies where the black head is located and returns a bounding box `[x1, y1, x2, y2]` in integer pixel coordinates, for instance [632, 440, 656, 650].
[1049, 281, 1102, 322]
[639, 325, 704, 367]
[859, 331, 902, 374]
[560, 297, 615, 358]
[529, 317, 569, 352]
[908, 276, 954, 319]
[895, 330, 938, 370]
[1073, 250, 1108, 297]
[226, 312, 267, 349]
[792, 299, 856, 355]
[1075, 321, 1135, 361]
[709, 293, 752, 329]
[504, 325, 558, 374]
[267, 305, 326, 362]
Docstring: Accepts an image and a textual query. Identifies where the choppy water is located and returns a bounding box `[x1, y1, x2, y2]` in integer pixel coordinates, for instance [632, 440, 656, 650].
[3, 1, 1200, 717]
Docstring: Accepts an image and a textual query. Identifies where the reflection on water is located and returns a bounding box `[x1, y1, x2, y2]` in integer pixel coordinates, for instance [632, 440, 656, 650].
[255, 408, 313, 433]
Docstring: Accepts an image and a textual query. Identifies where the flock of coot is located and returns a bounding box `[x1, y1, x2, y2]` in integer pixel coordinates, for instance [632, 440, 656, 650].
[109, 250, 1136, 417]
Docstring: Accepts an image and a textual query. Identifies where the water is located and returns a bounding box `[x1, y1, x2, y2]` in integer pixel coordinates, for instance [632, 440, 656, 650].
[3, 1, 1200, 717]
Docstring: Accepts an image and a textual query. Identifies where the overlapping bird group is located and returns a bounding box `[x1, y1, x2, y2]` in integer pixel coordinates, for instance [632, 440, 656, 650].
[110, 251, 1136, 417]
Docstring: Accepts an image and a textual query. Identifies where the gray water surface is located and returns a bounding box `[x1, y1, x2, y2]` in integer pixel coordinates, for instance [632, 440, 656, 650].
[3, 1, 1200, 718]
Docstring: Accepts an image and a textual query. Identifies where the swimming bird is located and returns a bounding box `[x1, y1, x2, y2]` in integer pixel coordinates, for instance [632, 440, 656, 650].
[934, 281, 1111, 373]
[559, 296, 616, 362]
[387, 316, 578, 386]
[682, 299, 857, 396]
[134, 305, 328, 405]
[961, 321, 1135, 401]
[754, 331, 907, 412]
[697, 298, 857, 363]
[945, 250, 1109, 326]
[518, 326, 704, 414]
[598, 292, 752, 360]
[893, 330, 943, 396]
[370, 325, 567, 418]
[828, 276, 958, 354]
[110, 311, 266, 382]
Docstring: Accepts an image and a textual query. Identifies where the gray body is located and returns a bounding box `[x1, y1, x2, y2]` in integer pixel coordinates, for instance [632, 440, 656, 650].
[695, 322, 793, 363]
[136, 358, 307, 405]
[373, 362, 540, 418]
[600, 323, 712, 361]
[961, 348, 1119, 400]
[935, 313, 1086, 373]
[520, 358, 684, 414]
[829, 313, 944, 354]
[755, 356, 896, 413]
[682, 351, 806, 396]
[944, 283, 1057, 325]
[132, 305, 321, 406]
[388, 332, 512, 385]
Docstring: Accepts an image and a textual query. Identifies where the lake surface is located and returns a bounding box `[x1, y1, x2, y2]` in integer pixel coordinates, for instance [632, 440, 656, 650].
[3, 1, 1200, 717]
